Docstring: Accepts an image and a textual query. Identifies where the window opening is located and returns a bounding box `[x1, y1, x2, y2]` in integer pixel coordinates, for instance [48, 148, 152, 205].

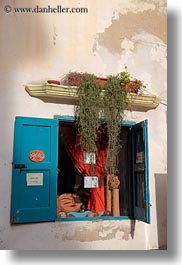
[57, 121, 131, 219]
[11, 116, 150, 224]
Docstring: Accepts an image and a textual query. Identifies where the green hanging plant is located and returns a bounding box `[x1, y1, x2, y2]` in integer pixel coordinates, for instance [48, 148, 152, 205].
[103, 75, 127, 180]
[75, 73, 102, 175]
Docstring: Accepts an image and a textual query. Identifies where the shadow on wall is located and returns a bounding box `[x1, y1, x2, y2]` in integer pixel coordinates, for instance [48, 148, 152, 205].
[0, 3, 51, 72]
[130, 220, 136, 239]
[37, 97, 77, 105]
[0, 3, 51, 123]
[155, 173, 167, 249]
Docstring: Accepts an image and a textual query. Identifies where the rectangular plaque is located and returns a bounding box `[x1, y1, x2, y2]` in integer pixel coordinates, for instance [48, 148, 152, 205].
[26, 173, 43, 186]
[83, 153, 96, 164]
[84, 176, 98, 188]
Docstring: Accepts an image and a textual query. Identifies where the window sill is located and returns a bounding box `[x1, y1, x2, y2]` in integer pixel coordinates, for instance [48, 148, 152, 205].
[56, 216, 131, 222]
[25, 83, 160, 112]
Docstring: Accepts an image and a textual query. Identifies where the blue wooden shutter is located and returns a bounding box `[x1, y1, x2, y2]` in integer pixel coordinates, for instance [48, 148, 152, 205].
[132, 120, 150, 223]
[11, 117, 58, 223]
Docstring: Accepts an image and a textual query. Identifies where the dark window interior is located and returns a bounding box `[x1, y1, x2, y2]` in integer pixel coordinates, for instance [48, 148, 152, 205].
[58, 141, 76, 195]
[118, 127, 131, 216]
[58, 122, 131, 216]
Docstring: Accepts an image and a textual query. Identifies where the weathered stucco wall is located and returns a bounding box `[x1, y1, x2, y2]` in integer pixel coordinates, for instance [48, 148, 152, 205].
[0, 0, 167, 250]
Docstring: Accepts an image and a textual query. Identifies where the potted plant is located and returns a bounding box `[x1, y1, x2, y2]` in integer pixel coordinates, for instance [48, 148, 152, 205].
[61, 71, 108, 88]
[119, 67, 146, 94]
[96, 77, 108, 87]
[61, 71, 83, 86]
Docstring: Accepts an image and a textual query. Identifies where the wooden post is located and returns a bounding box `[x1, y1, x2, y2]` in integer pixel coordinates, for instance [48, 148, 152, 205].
[111, 176, 120, 216]
[106, 174, 111, 213]
[112, 188, 120, 216]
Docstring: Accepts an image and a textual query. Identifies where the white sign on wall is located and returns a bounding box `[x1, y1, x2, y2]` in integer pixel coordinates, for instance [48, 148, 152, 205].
[26, 173, 43, 186]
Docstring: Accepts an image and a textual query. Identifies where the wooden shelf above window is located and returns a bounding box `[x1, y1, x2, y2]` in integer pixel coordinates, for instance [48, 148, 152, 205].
[25, 83, 160, 112]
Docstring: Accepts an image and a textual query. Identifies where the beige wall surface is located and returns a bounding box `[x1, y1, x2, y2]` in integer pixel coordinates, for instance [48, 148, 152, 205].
[0, 0, 167, 250]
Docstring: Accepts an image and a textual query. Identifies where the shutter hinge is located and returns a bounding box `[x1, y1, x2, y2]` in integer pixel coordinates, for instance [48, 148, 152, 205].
[11, 216, 16, 224]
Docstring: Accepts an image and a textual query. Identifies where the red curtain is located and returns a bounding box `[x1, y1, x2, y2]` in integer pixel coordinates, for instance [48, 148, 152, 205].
[60, 123, 107, 212]
[87, 149, 106, 212]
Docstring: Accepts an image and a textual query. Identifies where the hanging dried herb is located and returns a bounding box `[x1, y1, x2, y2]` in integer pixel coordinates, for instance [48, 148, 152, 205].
[74, 73, 127, 178]
[75, 73, 102, 175]
[103, 75, 127, 178]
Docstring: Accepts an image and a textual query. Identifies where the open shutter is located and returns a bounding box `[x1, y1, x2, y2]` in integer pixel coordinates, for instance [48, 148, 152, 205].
[132, 120, 150, 223]
[11, 117, 58, 223]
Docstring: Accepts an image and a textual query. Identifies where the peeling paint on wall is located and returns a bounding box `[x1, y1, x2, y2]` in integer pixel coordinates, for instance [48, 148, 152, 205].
[94, 9, 166, 55]
[61, 221, 130, 242]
